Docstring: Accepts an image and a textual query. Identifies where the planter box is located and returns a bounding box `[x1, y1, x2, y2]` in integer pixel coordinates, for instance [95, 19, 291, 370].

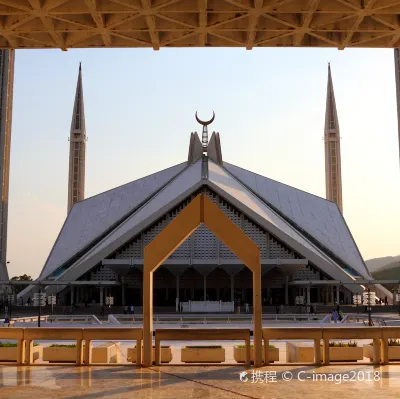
[0, 345, 42, 363]
[181, 347, 225, 363]
[233, 346, 279, 363]
[286, 342, 315, 363]
[43, 347, 77, 363]
[363, 345, 400, 361]
[127, 347, 173, 364]
[92, 342, 120, 364]
[322, 347, 363, 362]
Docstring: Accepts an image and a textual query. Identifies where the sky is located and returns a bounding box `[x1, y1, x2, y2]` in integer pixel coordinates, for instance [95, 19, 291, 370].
[7, 47, 400, 279]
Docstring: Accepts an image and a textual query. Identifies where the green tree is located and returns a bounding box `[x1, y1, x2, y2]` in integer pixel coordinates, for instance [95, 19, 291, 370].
[10, 275, 33, 294]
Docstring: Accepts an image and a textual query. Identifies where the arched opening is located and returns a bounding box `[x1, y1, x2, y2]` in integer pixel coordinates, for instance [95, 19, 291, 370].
[142, 194, 262, 367]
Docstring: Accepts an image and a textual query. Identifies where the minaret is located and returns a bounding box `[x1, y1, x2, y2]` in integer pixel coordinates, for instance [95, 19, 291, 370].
[324, 63, 343, 212]
[67, 63, 86, 213]
[394, 49, 400, 166]
[0, 50, 14, 281]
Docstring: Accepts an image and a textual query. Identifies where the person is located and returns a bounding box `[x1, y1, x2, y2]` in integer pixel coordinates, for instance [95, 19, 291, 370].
[336, 303, 340, 313]
[245, 303, 249, 313]
[101, 306, 105, 317]
[332, 309, 338, 323]
[130, 305, 134, 315]
[180, 302, 183, 312]
[27, 297, 31, 306]
[338, 310, 344, 322]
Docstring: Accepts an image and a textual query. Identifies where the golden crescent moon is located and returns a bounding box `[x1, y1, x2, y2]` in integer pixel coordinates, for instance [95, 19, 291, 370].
[195, 111, 215, 126]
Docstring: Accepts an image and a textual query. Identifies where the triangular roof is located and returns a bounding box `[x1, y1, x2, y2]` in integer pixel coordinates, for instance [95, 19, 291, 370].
[21, 155, 371, 301]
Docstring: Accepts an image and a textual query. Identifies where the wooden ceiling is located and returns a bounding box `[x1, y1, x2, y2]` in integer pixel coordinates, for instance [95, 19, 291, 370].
[2, 0, 400, 50]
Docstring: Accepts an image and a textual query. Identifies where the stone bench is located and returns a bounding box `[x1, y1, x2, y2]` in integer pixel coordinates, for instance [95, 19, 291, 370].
[92, 342, 120, 364]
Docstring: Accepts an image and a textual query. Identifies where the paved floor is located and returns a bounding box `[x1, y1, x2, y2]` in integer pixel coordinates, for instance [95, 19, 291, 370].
[0, 364, 399, 398]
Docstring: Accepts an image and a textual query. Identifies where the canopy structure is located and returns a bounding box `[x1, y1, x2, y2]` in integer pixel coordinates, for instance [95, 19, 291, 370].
[2, 0, 400, 50]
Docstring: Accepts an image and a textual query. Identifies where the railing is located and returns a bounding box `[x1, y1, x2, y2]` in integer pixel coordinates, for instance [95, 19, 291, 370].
[45, 315, 102, 324]
[112, 313, 326, 325]
[1, 316, 49, 325]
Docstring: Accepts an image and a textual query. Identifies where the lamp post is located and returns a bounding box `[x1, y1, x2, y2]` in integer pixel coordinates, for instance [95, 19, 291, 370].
[363, 288, 375, 327]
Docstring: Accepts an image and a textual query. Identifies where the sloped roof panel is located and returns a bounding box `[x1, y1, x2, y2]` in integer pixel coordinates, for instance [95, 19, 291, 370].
[40, 162, 187, 279]
[52, 159, 204, 282]
[207, 161, 358, 281]
[223, 162, 369, 278]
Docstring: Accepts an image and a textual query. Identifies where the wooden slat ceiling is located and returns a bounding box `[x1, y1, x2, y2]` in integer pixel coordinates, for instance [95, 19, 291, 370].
[1, 0, 400, 50]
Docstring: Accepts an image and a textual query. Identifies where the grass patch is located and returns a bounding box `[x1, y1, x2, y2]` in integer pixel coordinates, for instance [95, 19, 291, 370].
[369, 339, 400, 347]
[0, 342, 39, 347]
[329, 341, 358, 348]
[184, 346, 223, 349]
[236, 344, 276, 349]
[48, 344, 77, 348]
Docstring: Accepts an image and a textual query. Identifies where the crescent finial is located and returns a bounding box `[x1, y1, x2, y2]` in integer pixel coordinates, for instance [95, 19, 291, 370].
[195, 111, 215, 126]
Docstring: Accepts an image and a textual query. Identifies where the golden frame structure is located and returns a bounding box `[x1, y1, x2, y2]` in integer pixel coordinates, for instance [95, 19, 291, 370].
[143, 194, 262, 367]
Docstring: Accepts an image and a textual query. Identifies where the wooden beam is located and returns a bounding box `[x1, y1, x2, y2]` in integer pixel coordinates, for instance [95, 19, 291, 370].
[339, 0, 378, 49]
[28, 0, 67, 50]
[84, 0, 111, 47]
[141, 0, 160, 50]
[198, 0, 207, 46]
[246, 0, 263, 50]
[294, 0, 320, 46]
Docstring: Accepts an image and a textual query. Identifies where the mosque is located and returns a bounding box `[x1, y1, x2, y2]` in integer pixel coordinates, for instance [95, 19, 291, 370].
[18, 65, 391, 308]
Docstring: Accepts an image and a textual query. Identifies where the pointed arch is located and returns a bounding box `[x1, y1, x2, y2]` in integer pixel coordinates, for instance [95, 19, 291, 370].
[143, 194, 262, 367]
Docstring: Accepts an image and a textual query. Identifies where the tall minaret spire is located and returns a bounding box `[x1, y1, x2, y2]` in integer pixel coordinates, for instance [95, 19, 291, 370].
[394, 49, 400, 167]
[67, 63, 86, 213]
[324, 63, 343, 212]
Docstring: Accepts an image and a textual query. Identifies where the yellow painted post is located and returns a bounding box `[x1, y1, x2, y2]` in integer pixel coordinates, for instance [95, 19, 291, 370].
[314, 339, 321, 365]
[323, 338, 330, 365]
[76, 338, 84, 365]
[253, 266, 262, 368]
[136, 339, 142, 365]
[381, 338, 388, 365]
[84, 340, 92, 365]
[143, 270, 153, 367]
[264, 337, 269, 366]
[17, 339, 25, 365]
[25, 340, 33, 365]
[373, 338, 380, 364]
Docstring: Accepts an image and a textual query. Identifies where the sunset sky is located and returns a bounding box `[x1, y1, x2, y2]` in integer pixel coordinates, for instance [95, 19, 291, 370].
[7, 47, 400, 278]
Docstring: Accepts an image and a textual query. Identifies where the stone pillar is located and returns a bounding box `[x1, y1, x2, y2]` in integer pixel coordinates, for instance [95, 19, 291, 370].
[203, 276, 206, 301]
[100, 287, 104, 306]
[336, 285, 340, 304]
[307, 286, 311, 305]
[284, 276, 289, 305]
[230, 276, 234, 302]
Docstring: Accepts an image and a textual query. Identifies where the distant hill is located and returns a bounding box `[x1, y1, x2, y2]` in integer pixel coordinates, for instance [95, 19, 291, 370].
[365, 255, 400, 274]
[372, 260, 400, 280]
